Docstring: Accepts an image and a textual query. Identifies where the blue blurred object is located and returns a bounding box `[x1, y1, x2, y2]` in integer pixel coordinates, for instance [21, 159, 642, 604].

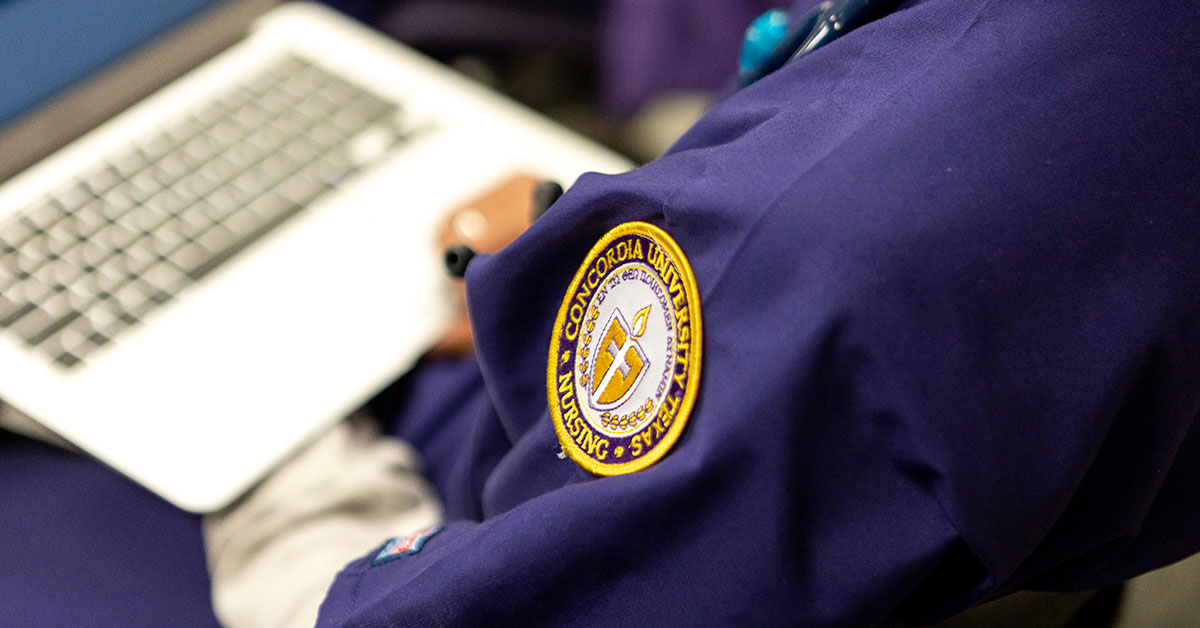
[738, 0, 902, 87]
[738, 9, 791, 78]
[737, 4, 826, 86]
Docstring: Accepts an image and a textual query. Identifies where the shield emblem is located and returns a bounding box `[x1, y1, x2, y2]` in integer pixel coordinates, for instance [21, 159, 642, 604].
[588, 305, 652, 410]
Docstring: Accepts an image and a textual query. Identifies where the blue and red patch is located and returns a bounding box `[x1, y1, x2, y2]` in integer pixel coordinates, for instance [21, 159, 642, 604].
[371, 525, 443, 567]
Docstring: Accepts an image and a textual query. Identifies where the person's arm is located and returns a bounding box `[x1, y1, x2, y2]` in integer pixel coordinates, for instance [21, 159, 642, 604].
[314, 2, 1200, 626]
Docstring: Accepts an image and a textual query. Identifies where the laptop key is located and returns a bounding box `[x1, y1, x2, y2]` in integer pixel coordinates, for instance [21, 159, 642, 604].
[256, 89, 290, 117]
[209, 118, 245, 147]
[122, 240, 160, 275]
[38, 291, 74, 319]
[112, 149, 148, 179]
[231, 100, 270, 130]
[45, 223, 78, 255]
[220, 79, 256, 111]
[222, 205, 264, 235]
[40, 318, 94, 362]
[174, 204, 216, 238]
[54, 352, 83, 368]
[65, 269, 104, 300]
[31, 260, 68, 289]
[93, 259, 130, 294]
[180, 134, 222, 167]
[129, 173, 162, 204]
[308, 122, 346, 150]
[56, 181, 94, 211]
[83, 296, 122, 330]
[140, 131, 175, 163]
[281, 136, 319, 165]
[204, 187, 241, 218]
[77, 239, 112, 270]
[27, 202, 66, 231]
[273, 174, 323, 207]
[114, 280, 156, 310]
[242, 65, 279, 95]
[17, 244, 48, 274]
[63, 284, 96, 313]
[95, 222, 140, 251]
[0, 269, 17, 293]
[166, 241, 210, 276]
[317, 159, 358, 189]
[98, 186, 138, 221]
[141, 262, 187, 294]
[28, 311, 84, 347]
[0, 249, 19, 274]
[127, 205, 171, 233]
[148, 229, 186, 258]
[165, 116, 204, 146]
[82, 165, 122, 197]
[279, 65, 326, 100]
[0, 216, 37, 246]
[0, 297, 35, 327]
[195, 225, 236, 254]
[62, 315, 104, 351]
[145, 187, 190, 216]
[269, 55, 309, 80]
[188, 207, 300, 281]
[72, 200, 110, 236]
[14, 277, 53, 304]
[317, 76, 360, 109]
[11, 307, 64, 345]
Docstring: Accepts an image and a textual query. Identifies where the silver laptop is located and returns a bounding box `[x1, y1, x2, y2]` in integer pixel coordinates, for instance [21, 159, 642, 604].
[0, 0, 631, 512]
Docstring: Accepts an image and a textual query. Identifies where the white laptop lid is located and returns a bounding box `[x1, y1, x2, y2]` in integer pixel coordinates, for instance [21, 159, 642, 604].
[0, 1, 632, 512]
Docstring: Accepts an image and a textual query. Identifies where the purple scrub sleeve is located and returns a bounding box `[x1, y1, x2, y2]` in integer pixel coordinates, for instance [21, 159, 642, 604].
[320, 1, 1200, 626]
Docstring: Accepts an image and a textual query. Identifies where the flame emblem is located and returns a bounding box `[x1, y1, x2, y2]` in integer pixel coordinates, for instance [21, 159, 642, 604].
[588, 304, 652, 409]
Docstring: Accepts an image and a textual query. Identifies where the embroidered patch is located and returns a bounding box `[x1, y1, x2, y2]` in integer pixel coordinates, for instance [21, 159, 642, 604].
[371, 525, 443, 567]
[547, 222, 702, 475]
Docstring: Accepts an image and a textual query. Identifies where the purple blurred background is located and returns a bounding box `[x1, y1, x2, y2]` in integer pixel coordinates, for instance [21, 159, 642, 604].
[319, 0, 777, 158]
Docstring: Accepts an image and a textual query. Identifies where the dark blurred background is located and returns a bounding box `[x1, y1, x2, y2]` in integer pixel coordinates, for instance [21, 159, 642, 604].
[319, 0, 776, 161]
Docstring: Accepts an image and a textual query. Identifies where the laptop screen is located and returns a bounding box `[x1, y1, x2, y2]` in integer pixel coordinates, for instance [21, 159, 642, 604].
[0, 0, 222, 127]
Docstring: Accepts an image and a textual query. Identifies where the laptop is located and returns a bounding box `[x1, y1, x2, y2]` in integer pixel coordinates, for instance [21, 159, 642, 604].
[0, 0, 632, 512]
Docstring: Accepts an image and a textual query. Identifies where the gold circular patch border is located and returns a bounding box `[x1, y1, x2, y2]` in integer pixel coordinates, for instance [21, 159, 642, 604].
[547, 221, 703, 475]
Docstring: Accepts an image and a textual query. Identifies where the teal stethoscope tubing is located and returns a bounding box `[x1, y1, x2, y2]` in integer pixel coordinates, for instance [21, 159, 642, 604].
[738, 0, 903, 87]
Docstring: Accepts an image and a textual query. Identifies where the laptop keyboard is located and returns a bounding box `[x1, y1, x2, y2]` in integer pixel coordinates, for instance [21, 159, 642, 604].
[0, 55, 409, 369]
